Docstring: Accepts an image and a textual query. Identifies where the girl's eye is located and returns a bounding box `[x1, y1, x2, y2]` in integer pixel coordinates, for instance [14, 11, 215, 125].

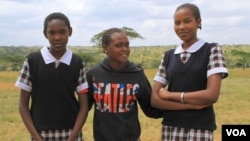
[184, 20, 191, 24]
[47, 30, 67, 36]
[115, 42, 129, 48]
[174, 21, 180, 26]
[48, 31, 55, 35]
[59, 30, 67, 35]
[116, 44, 122, 48]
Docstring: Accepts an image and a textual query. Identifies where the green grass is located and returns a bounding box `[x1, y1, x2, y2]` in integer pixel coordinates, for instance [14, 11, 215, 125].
[0, 68, 250, 141]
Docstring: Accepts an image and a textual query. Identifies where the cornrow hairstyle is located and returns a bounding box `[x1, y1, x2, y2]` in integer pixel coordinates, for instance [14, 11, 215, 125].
[101, 27, 125, 46]
[176, 3, 202, 29]
[43, 12, 71, 32]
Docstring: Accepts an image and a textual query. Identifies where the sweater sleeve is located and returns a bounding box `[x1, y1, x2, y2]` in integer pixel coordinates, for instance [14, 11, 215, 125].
[137, 73, 163, 118]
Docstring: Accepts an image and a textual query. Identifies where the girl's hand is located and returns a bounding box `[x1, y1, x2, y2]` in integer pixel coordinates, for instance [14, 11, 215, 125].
[158, 88, 168, 99]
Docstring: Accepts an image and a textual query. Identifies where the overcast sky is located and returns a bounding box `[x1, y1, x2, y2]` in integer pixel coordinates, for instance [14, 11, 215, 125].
[1, 0, 249, 46]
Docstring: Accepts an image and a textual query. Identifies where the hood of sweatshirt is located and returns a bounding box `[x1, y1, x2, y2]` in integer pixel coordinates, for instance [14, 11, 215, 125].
[99, 57, 143, 73]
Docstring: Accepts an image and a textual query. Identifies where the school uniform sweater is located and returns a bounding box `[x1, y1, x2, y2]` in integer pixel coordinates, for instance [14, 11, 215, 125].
[162, 43, 217, 131]
[87, 58, 162, 141]
[27, 51, 83, 131]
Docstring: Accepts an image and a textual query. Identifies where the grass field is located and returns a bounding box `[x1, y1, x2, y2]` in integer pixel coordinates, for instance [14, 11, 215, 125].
[0, 68, 250, 141]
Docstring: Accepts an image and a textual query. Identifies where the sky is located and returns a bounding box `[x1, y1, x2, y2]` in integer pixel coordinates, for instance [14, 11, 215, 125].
[1, 0, 250, 47]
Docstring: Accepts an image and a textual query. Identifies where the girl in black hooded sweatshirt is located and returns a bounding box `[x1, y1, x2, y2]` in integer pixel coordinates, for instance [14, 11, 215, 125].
[87, 27, 162, 141]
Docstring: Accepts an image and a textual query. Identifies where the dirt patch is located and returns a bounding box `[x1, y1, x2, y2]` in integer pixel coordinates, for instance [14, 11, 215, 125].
[0, 83, 16, 90]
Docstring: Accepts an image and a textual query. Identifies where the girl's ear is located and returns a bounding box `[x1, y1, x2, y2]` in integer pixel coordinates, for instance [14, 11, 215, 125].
[68, 27, 72, 37]
[197, 18, 202, 29]
[43, 30, 48, 39]
[102, 44, 108, 54]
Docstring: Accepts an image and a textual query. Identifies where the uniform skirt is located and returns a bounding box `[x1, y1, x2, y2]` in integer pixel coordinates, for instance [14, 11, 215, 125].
[31, 129, 83, 141]
[161, 125, 213, 141]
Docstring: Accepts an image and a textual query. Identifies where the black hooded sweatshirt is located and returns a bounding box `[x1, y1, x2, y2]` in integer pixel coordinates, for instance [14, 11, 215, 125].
[87, 58, 162, 141]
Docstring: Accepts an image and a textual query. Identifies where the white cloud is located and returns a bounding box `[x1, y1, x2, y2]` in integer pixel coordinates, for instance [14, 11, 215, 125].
[0, 0, 250, 46]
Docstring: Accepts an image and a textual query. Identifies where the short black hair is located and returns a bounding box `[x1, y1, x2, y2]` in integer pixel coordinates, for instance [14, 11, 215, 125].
[175, 3, 202, 29]
[43, 12, 71, 32]
[102, 27, 125, 46]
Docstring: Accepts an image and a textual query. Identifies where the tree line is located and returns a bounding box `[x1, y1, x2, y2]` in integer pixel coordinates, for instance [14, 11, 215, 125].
[0, 44, 250, 71]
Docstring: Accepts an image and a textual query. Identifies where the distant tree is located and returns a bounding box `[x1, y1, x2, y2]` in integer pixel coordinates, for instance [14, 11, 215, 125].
[231, 50, 250, 69]
[76, 52, 103, 68]
[90, 26, 144, 47]
[0, 55, 24, 71]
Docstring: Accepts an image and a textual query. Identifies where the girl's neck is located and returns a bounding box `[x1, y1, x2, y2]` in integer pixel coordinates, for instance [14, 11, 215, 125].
[49, 48, 66, 60]
[182, 38, 198, 50]
[108, 61, 126, 71]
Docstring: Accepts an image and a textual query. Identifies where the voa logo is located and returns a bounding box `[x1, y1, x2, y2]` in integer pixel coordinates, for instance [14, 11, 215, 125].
[226, 129, 246, 136]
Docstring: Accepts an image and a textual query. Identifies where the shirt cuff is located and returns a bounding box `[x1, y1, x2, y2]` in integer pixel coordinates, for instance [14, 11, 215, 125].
[153, 75, 168, 85]
[76, 82, 89, 94]
[207, 67, 228, 78]
[15, 81, 32, 92]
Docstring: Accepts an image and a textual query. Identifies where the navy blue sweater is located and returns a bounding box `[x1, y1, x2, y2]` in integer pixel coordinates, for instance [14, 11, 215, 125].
[28, 52, 82, 131]
[162, 43, 217, 131]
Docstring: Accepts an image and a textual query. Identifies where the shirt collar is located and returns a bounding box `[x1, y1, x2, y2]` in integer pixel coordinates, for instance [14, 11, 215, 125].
[41, 46, 72, 65]
[174, 39, 205, 54]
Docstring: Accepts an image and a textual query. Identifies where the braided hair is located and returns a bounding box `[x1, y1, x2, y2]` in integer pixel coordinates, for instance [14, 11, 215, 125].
[102, 28, 125, 46]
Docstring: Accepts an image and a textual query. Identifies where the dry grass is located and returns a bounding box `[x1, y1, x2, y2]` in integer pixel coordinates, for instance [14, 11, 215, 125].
[0, 68, 250, 141]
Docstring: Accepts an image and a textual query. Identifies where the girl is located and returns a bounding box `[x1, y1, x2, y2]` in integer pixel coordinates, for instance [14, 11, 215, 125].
[151, 3, 228, 141]
[15, 12, 89, 141]
[87, 27, 162, 141]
